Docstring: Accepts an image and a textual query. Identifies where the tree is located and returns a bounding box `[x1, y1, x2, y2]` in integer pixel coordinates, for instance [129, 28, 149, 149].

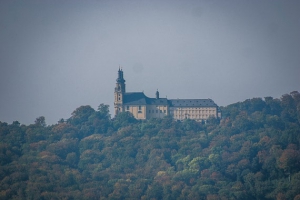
[290, 91, 300, 103]
[88, 104, 111, 134]
[281, 94, 295, 109]
[113, 112, 137, 129]
[97, 104, 110, 119]
[69, 105, 95, 125]
[264, 97, 282, 115]
[278, 149, 300, 174]
[35, 116, 46, 127]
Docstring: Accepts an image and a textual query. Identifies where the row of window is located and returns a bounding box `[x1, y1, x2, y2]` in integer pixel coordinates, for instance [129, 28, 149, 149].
[173, 114, 215, 118]
[125, 105, 215, 113]
[171, 110, 215, 114]
[170, 107, 215, 110]
[126, 106, 142, 110]
[126, 106, 167, 114]
[149, 110, 167, 114]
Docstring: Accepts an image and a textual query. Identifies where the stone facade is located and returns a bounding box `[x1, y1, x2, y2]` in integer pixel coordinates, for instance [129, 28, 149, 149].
[114, 68, 221, 121]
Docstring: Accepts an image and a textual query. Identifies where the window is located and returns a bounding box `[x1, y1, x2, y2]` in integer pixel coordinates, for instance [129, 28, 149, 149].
[127, 106, 129, 110]
[138, 106, 141, 110]
[164, 110, 166, 113]
[160, 110, 162, 113]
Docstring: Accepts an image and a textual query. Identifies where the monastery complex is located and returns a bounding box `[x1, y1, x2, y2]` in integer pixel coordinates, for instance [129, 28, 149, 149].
[114, 68, 221, 121]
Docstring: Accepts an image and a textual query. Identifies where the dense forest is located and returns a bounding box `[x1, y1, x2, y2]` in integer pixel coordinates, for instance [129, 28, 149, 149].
[1, 91, 300, 200]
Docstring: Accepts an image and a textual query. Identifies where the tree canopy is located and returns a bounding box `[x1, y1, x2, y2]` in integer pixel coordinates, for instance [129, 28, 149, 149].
[0, 92, 300, 199]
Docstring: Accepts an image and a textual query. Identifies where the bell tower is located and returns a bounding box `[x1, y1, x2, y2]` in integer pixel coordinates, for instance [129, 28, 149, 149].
[114, 67, 126, 115]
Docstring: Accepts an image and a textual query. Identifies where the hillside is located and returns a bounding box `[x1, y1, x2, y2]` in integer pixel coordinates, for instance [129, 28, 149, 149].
[0, 91, 300, 200]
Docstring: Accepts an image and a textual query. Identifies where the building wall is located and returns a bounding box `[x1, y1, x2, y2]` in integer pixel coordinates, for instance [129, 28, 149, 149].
[146, 105, 169, 119]
[124, 105, 147, 120]
[123, 105, 170, 119]
[122, 105, 218, 121]
[170, 107, 217, 121]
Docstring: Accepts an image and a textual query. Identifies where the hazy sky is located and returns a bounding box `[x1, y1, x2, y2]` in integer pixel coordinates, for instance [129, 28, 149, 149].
[0, 0, 299, 125]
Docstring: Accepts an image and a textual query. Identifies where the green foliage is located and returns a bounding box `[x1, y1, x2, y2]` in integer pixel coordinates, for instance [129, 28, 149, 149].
[34, 116, 46, 127]
[69, 105, 95, 125]
[1, 93, 300, 199]
[113, 111, 137, 129]
[97, 103, 111, 119]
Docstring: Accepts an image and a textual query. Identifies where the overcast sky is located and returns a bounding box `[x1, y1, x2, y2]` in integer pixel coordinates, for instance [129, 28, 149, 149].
[0, 0, 299, 125]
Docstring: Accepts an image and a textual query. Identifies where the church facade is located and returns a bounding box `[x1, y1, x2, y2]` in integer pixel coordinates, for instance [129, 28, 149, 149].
[114, 68, 221, 121]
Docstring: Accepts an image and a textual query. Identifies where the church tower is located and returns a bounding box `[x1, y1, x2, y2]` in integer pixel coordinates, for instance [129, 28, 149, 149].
[114, 67, 126, 115]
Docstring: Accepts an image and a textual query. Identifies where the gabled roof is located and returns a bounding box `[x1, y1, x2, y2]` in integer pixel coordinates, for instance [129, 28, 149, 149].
[169, 99, 217, 107]
[123, 92, 169, 106]
[147, 98, 168, 105]
[123, 92, 147, 105]
[123, 93, 217, 107]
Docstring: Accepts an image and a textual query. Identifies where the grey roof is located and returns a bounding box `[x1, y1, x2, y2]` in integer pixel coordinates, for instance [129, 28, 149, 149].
[123, 92, 169, 105]
[123, 92, 147, 105]
[123, 93, 218, 107]
[169, 99, 217, 107]
[147, 98, 168, 105]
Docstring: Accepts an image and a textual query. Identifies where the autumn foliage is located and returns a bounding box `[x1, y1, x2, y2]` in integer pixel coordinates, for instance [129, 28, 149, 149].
[1, 93, 300, 199]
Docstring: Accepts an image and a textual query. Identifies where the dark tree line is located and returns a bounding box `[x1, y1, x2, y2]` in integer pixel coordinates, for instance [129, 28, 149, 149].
[0, 92, 300, 199]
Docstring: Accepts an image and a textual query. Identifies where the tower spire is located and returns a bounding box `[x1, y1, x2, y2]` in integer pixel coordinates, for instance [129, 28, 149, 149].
[114, 67, 126, 115]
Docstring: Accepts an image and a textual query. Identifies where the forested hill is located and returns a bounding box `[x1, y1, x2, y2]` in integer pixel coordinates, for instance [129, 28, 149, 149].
[1, 91, 300, 200]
